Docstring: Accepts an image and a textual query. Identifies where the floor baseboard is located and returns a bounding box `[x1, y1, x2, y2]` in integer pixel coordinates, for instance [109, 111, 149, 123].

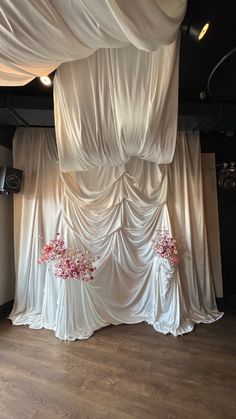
[224, 294, 236, 313]
[216, 297, 224, 312]
[0, 300, 14, 318]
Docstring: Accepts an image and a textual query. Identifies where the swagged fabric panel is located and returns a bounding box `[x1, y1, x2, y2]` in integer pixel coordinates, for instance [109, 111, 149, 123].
[9, 128, 222, 340]
[0, 0, 186, 85]
[54, 43, 179, 171]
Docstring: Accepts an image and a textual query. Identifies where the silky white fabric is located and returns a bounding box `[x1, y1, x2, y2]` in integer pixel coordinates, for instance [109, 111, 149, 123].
[168, 131, 222, 324]
[10, 128, 222, 340]
[0, 0, 186, 85]
[11, 129, 64, 318]
[54, 42, 179, 171]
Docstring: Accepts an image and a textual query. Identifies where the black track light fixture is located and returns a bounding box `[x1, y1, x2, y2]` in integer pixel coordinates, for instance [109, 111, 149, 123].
[181, 13, 210, 41]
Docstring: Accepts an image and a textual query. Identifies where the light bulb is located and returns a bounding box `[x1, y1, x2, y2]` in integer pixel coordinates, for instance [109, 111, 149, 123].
[198, 23, 209, 40]
[39, 76, 52, 86]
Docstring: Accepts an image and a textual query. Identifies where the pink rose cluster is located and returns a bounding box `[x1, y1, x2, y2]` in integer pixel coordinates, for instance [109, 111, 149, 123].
[54, 250, 96, 281]
[152, 232, 179, 265]
[38, 234, 97, 281]
[38, 233, 66, 264]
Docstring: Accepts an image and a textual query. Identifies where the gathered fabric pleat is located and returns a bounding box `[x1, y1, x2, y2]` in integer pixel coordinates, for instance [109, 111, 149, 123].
[54, 43, 180, 172]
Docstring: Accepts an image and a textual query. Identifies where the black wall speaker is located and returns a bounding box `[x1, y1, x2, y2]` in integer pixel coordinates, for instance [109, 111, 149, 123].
[218, 163, 236, 191]
[0, 166, 23, 193]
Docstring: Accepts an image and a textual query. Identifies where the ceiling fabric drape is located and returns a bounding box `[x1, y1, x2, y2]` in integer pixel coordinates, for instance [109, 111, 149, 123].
[54, 42, 179, 171]
[0, 0, 186, 85]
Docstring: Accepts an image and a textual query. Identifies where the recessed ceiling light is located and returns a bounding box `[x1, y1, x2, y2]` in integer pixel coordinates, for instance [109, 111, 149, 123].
[39, 75, 52, 86]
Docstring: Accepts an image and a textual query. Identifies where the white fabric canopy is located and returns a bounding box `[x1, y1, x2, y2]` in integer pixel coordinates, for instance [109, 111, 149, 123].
[9, 128, 222, 340]
[0, 0, 186, 85]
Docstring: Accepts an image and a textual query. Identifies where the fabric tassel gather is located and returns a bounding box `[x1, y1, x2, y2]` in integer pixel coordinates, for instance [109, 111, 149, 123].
[38, 233, 98, 281]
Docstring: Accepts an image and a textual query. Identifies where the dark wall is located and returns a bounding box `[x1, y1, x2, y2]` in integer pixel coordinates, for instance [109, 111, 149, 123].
[201, 132, 236, 309]
[0, 126, 15, 150]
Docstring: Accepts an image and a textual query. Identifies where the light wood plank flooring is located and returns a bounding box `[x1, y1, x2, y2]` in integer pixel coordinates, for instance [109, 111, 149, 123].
[0, 315, 235, 419]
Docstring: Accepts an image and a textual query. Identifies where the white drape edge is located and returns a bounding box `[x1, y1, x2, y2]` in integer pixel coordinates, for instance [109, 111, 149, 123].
[0, 0, 186, 85]
[10, 128, 64, 323]
[167, 131, 223, 326]
[9, 128, 223, 340]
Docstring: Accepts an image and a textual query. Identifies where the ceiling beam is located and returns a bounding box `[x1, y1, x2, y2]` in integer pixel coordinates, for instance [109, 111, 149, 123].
[0, 95, 235, 132]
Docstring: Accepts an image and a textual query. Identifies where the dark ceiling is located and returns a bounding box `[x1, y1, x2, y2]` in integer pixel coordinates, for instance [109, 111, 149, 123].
[179, 0, 236, 103]
[0, 0, 235, 136]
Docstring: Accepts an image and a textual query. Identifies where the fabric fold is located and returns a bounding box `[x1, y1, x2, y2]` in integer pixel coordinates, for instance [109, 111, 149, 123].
[54, 43, 180, 172]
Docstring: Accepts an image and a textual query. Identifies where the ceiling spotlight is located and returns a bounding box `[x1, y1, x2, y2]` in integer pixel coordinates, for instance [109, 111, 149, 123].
[181, 14, 210, 42]
[39, 75, 52, 86]
[189, 18, 210, 41]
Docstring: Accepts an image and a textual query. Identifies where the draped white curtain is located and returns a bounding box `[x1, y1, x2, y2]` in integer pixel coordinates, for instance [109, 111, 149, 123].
[10, 128, 222, 340]
[168, 132, 222, 323]
[0, 0, 186, 85]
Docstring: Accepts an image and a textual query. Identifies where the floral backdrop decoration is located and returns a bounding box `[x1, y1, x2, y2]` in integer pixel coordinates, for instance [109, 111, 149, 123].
[38, 234, 98, 281]
[152, 231, 179, 265]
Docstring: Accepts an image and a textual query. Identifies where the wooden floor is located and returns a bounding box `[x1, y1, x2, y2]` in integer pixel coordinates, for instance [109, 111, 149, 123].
[0, 316, 236, 419]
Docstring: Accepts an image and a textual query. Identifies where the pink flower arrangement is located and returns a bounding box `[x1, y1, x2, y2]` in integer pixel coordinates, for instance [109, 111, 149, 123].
[38, 233, 66, 264]
[152, 231, 179, 265]
[38, 234, 98, 281]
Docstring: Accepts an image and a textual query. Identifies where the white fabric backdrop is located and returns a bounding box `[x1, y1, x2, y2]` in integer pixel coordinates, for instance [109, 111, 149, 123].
[4, 0, 221, 340]
[0, 0, 186, 85]
[10, 128, 222, 340]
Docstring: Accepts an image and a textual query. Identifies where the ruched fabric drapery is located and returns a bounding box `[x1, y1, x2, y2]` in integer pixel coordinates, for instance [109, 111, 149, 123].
[9, 128, 222, 340]
[0, 0, 186, 85]
[54, 43, 179, 172]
